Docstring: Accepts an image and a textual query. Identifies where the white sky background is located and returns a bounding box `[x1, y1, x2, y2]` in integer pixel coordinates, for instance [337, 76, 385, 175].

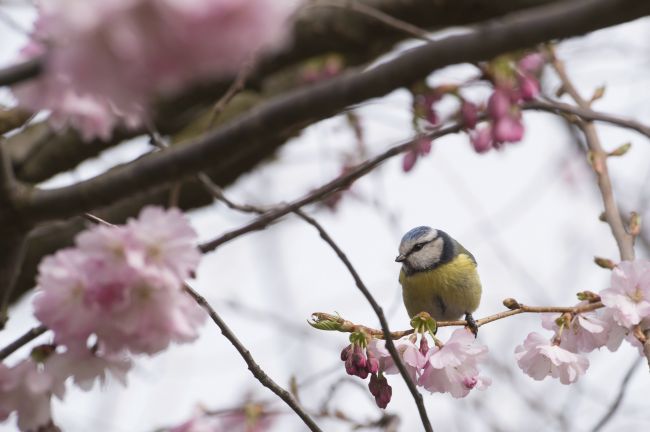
[1, 3, 650, 432]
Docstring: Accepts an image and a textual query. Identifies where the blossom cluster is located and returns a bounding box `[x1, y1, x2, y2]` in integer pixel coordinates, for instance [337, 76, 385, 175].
[515, 260, 650, 384]
[404, 52, 545, 172]
[1, 206, 204, 430]
[12, 0, 299, 140]
[341, 329, 490, 409]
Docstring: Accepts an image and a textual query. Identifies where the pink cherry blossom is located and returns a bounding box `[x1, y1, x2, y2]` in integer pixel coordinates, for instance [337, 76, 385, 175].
[44, 349, 131, 391]
[515, 332, 589, 384]
[601, 260, 650, 328]
[126, 206, 201, 281]
[13, 0, 299, 140]
[541, 306, 626, 353]
[33, 249, 100, 347]
[0, 359, 57, 431]
[625, 317, 650, 356]
[34, 206, 205, 355]
[418, 329, 490, 398]
[368, 337, 428, 382]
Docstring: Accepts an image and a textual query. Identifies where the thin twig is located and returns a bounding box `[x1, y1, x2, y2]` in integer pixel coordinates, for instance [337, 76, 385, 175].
[205, 63, 251, 132]
[590, 357, 642, 432]
[182, 284, 323, 432]
[199, 123, 465, 254]
[525, 99, 650, 139]
[294, 209, 434, 432]
[314, 0, 433, 42]
[550, 50, 635, 261]
[311, 301, 605, 339]
[0, 324, 47, 360]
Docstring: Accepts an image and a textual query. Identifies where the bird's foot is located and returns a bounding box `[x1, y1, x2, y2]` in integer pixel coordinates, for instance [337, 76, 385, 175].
[465, 312, 478, 337]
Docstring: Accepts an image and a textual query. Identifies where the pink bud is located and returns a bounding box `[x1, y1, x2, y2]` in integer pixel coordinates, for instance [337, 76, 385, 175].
[402, 150, 418, 172]
[493, 116, 524, 143]
[417, 137, 432, 155]
[460, 101, 478, 129]
[352, 345, 367, 370]
[463, 376, 478, 389]
[366, 349, 379, 374]
[470, 126, 494, 153]
[369, 374, 392, 409]
[518, 53, 546, 74]
[340, 345, 351, 361]
[519, 75, 540, 101]
[487, 89, 511, 120]
[419, 337, 430, 356]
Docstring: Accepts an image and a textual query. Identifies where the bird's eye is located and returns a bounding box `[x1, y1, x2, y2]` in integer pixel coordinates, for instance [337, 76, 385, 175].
[412, 243, 426, 252]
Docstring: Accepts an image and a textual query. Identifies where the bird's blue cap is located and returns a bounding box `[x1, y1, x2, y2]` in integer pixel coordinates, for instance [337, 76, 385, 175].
[400, 226, 432, 244]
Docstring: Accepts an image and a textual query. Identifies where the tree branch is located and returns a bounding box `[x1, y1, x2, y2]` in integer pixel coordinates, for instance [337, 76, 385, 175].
[310, 300, 605, 339]
[15, 0, 650, 224]
[295, 209, 433, 432]
[550, 51, 635, 261]
[182, 284, 323, 432]
[0, 324, 47, 360]
[525, 99, 650, 139]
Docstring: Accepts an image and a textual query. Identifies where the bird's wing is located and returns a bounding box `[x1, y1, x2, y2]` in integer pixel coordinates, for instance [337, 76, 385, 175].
[454, 240, 477, 266]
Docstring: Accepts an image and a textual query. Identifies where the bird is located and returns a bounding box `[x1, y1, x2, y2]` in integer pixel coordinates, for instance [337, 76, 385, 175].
[395, 226, 481, 335]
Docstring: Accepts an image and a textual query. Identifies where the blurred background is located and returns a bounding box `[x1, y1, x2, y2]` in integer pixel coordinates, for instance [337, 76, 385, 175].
[1, 2, 650, 431]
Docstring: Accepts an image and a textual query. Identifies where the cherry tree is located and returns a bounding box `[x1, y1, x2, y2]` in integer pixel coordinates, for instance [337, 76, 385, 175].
[0, 0, 650, 431]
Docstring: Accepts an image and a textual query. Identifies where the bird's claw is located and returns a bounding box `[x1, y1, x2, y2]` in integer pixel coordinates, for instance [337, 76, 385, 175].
[465, 312, 478, 337]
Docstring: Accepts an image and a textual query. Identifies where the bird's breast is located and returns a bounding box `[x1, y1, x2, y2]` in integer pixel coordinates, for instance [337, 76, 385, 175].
[399, 253, 481, 320]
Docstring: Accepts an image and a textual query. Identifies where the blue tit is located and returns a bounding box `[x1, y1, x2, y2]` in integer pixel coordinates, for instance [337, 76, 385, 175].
[395, 226, 481, 334]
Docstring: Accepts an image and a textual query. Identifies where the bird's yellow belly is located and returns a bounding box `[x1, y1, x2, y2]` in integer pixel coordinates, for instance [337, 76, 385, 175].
[399, 254, 481, 321]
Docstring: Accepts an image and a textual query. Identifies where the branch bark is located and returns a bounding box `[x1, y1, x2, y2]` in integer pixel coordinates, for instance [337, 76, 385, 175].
[14, 0, 650, 225]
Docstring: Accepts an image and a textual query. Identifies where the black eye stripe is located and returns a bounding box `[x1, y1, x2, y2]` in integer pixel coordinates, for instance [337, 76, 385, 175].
[409, 234, 440, 254]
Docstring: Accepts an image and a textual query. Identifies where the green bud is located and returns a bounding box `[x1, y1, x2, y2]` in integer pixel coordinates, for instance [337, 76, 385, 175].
[608, 142, 631, 157]
[308, 312, 343, 331]
[503, 298, 521, 310]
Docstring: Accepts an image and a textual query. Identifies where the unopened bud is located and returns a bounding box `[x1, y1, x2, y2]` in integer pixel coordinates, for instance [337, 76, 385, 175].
[503, 298, 521, 310]
[608, 142, 631, 157]
[594, 257, 615, 269]
[419, 337, 430, 356]
[589, 85, 606, 104]
[577, 291, 601, 302]
[629, 211, 641, 237]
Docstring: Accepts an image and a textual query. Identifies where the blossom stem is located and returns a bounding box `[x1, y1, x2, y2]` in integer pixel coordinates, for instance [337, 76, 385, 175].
[311, 301, 604, 339]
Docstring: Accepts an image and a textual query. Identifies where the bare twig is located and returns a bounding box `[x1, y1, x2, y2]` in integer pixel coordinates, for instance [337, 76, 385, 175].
[199, 123, 464, 254]
[314, 0, 432, 41]
[0, 324, 47, 360]
[182, 284, 323, 432]
[550, 51, 635, 261]
[205, 63, 252, 132]
[294, 210, 433, 432]
[311, 301, 605, 339]
[590, 357, 643, 432]
[525, 99, 650, 139]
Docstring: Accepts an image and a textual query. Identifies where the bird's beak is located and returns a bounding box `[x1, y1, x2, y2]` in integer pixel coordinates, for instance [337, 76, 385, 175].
[395, 254, 406, 262]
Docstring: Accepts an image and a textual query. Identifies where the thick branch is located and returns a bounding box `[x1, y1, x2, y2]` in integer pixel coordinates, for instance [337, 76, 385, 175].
[15, 0, 650, 224]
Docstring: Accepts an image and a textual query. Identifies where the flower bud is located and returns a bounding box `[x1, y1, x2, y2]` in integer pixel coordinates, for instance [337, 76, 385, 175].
[460, 100, 478, 129]
[419, 337, 430, 356]
[366, 349, 379, 374]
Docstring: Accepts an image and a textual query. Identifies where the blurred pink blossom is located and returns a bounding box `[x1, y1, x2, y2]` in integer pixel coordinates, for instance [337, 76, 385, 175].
[33, 206, 205, 355]
[418, 329, 490, 398]
[515, 332, 589, 384]
[518, 53, 546, 74]
[493, 115, 525, 142]
[44, 349, 131, 392]
[601, 260, 650, 328]
[470, 126, 493, 153]
[13, 0, 299, 140]
[460, 100, 478, 129]
[0, 359, 59, 431]
[518, 74, 540, 101]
